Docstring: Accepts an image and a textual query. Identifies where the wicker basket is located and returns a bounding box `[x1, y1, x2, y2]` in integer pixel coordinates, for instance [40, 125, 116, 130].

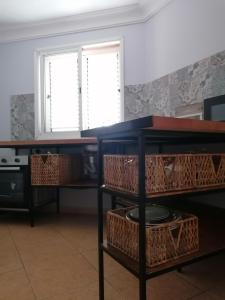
[103, 154, 225, 195]
[31, 154, 81, 185]
[107, 207, 199, 268]
[195, 154, 225, 187]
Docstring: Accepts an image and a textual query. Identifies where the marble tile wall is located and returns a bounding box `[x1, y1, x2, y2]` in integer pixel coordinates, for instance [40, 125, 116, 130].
[11, 94, 34, 140]
[10, 49, 225, 139]
[124, 50, 225, 120]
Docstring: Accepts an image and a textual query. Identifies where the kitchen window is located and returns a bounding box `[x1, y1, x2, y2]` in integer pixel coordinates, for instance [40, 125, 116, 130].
[35, 40, 123, 139]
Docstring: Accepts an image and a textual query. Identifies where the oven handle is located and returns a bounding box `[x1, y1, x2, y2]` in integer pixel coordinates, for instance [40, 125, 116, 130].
[0, 167, 21, 171]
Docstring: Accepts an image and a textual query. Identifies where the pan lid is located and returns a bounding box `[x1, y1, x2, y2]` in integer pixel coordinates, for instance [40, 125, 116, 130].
[126, 205, 171, 225]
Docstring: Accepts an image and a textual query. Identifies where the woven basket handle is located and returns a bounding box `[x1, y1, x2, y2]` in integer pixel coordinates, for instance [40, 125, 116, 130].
[168, 222, 184, 254]
[41, 155, 48, 164]
[212, 155, 222, 173]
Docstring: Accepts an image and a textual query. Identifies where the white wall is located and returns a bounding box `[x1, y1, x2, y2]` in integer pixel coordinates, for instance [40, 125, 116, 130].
[0, 23, 145, 140]
[2, 0, 225, 137]
[1, 0, 225, 210]
[2, 0, 225, 139]
[0, 23, 145, 211]
[145, 0, 225, 82]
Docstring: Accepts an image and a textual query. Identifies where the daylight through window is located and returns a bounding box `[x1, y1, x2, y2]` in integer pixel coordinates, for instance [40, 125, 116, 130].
[37, 40, 122, 138]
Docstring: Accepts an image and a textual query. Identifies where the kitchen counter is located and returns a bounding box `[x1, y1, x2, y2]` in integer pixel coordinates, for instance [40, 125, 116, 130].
[0, 137, 97, 148]
[81, 116, 225, 137]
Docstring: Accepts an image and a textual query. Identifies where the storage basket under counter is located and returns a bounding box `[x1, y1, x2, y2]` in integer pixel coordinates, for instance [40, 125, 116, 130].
[31, 154, 82, 185]
[103, 153, 225, 196]
[106, 206, 199, 268]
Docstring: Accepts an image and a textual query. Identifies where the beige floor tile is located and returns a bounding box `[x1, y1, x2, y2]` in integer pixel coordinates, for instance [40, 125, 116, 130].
[42, 281, 122, 300]
[190, 291, 223, 300]
[9, 222, 61, 248]
[207, 278, 225, 299]
[0, 223, 10, 239]
[59, 228, 98, 251]
[52, 214, 98, 251]
[15, 236, 78, 263]
[1, 213, 225, 300]
[27, 253, 98, 299]
[176, 254, 225, 290]
[81, 249, 123, 277]
[0, 269, 35, 300]
[146, 273, 201, 300]
[0, 235, 23, 274]
[18, 244, 78, 277]
[108, 270, 201, 300]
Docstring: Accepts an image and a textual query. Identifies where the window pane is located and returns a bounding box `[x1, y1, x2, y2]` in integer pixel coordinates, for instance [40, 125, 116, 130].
[82, 44, 121, 130]
[44, 52, 79, 132]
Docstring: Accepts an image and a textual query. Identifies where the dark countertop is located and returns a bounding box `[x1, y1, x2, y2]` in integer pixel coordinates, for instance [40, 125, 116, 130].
[81, 116, 225, 138]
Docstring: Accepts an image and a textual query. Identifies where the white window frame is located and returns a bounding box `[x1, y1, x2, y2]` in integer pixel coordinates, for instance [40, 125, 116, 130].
[34, 37, 124, 140]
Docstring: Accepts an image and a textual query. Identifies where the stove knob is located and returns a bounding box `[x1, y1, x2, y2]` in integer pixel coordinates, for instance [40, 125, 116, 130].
[14, 158, 20, 163]
[1, 158, 7, 163]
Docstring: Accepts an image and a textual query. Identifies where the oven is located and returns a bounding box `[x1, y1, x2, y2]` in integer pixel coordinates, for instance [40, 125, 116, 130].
[0, 156, 30, 210]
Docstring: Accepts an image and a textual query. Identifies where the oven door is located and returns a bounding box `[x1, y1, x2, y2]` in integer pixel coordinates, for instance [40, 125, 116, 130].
[0, 167, 28, 209]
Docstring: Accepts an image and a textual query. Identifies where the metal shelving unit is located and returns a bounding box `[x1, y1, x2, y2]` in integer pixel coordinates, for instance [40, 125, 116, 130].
[0, 138, 98, 226]
[81, 116, 225, 300]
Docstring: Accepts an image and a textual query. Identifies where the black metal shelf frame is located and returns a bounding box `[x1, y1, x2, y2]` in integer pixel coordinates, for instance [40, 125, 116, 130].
[97, 130, 148, 300]
[102, 242, 225, 280]
[97, 128, 225, 300]
[0, 142, 97, 227]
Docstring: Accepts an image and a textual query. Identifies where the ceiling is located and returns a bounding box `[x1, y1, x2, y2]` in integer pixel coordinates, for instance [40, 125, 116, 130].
[0, 0, 162, 26]
[0, 0, 172, 43]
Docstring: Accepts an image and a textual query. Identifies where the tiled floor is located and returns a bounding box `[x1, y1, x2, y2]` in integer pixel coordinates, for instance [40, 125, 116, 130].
[0, 212, 225, 300]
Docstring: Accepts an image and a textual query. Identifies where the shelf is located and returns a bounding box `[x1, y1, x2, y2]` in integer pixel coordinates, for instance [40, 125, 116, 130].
[102, 205, 225, 279]
[32, 179, 97, 189]
[101, 186, 140, 202]
[102, 184, 225, 200]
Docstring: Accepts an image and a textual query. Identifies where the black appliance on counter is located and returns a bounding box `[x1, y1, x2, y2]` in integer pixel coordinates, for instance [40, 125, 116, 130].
[204, 95, 225, 121]
[0, 155, 34, 225]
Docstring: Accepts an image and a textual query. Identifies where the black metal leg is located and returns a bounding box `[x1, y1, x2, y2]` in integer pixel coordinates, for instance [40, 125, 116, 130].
[29, 188, 35, 227]
[29, 208, 34, 227]
[98, 139, 104, 300]
[98, 190, 104, 300]
[138, 133, 147, 300]
[27, 157, 34, 227]
[158, 144, 163, 154]
[139, 210, 147, 300]
[56, 188, 60, 214]
[139, 277, 147, 300]
[111, 195, 116, 210]
[56, 147, 60, 215]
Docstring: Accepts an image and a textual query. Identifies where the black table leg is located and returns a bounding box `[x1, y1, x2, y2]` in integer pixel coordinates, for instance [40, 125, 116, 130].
[56, 187, 60, 213]
[111, 195, 116, 210]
